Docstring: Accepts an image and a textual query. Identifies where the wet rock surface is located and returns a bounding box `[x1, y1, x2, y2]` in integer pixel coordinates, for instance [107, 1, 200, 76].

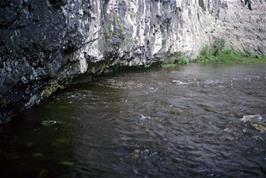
[0, 0, 266, 122]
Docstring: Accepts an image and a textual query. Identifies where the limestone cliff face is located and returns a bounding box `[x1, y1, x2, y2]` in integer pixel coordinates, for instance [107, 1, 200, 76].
[0, 0, 265, 123]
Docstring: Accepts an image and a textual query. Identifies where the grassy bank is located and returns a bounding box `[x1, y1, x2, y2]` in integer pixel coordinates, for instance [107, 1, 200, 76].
[197, 42, 266, 64]
[161, 39, 266, 68]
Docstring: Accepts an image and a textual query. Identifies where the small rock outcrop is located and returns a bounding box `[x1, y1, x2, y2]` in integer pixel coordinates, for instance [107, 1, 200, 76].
[0, 0, 265, 123]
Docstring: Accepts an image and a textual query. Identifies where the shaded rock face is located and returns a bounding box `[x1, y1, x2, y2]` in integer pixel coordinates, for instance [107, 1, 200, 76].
[0, 0, 265, 123]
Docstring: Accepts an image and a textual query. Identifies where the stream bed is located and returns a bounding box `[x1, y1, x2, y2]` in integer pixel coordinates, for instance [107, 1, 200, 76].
[0, 64, 266, 178]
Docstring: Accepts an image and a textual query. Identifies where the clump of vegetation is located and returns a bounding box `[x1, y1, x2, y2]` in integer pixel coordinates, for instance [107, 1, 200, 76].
[176, 54, 190, 65]
[161, 53, 189, 68]
[197, 39, 266, 64]
[41, 80, 64, 98]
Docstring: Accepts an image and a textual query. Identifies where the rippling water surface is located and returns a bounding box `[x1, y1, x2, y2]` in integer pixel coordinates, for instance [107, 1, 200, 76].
[1, 64, 266, 178]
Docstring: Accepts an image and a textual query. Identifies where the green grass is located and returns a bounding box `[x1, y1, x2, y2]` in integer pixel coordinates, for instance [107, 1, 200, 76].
[161, 39, 266, 67]
[161, 53, 189, 68]
[197, 39, 266, 64]
[197, 46, 266, 64]
[176, 55, 190, 65]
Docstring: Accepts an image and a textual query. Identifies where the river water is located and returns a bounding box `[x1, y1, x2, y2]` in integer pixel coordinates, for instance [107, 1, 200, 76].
[0, 64, 266, 178]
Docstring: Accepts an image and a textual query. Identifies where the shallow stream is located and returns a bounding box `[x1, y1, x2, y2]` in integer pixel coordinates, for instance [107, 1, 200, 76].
[1, 64, 266, 178]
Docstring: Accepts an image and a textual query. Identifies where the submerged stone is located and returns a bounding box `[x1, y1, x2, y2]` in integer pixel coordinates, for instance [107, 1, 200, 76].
[40, 120, 61, 127]
[59, 161, 74, 167]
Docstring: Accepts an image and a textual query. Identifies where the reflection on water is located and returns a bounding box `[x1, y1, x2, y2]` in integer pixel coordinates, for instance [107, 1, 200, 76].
[0, 64, 266, 178]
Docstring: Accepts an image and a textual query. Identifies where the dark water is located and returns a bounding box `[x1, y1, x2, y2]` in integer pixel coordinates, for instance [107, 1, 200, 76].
[1, 64, 266, 178]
